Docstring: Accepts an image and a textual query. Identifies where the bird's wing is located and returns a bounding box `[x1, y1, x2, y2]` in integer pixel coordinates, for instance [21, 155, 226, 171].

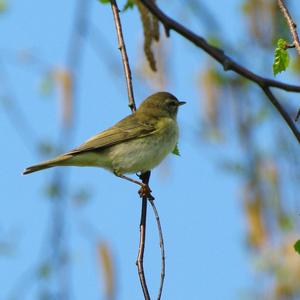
[66, 114, 158, 155]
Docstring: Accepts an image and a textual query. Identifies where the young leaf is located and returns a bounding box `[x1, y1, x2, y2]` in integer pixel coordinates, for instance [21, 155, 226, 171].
[123, 0, 135, 11]
[294, 240, 300, 255]
[273, 38, 290, 76]
[172, 144, 180, 156]
[98, 0, 110, 4]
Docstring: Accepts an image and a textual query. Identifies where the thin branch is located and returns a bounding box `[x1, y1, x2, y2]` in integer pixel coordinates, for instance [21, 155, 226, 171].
[109, 2, 152, 299]
[136, 171, 151, 300]
[110, 0, 136, 112]
[139, 0, 300, 143]
[148, 199, 165, 300]
[139, 1, 300, 92]
[261, 86, 300, 141]
[295, 109, 300, 122]
[277, 0, 300, 56]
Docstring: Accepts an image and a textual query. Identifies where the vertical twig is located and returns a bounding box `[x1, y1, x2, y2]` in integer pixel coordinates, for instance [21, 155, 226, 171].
[136, 198, 150, 300]
[136, 171, 151, 300]
[109, 1, 151, 299]
[148, 199, 165, 300]
[295, 108, 300, 122]
[110, 0, 136, 112]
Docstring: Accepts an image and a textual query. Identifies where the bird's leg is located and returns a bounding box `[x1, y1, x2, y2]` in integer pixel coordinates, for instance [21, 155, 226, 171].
[136, 172, 154, 200]
[115, 172, 144, 187]
[114, 172, 154, 200]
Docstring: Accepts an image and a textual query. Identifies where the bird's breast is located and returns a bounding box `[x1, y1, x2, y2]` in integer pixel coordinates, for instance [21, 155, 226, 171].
[110, 118, 179, 174]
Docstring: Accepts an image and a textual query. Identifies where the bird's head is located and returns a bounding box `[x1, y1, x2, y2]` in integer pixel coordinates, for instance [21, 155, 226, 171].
[137, 92, 186, 119]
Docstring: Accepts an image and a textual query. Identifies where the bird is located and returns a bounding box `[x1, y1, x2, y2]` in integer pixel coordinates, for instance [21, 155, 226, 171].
[23, 92, 185, 197]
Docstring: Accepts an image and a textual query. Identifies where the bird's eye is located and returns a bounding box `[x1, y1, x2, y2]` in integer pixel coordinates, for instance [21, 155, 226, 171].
[168, 100, 177, 106]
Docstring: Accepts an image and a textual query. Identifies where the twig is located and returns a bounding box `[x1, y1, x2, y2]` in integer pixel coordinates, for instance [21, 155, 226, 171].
[109, 2, 152, 299]
[136, 171, 151, 300]
[139, 0, 300, 143]
[148, 199, 165, 300]
[110, 0, 136, 112]
[261, 86, 300, 140]
[136, 198, 150, 300]
[295, 108, 300, 122]
[277, 0, 300, 56]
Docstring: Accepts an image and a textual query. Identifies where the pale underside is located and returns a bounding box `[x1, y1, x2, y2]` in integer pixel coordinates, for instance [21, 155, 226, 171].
[57, 117, 178, 174]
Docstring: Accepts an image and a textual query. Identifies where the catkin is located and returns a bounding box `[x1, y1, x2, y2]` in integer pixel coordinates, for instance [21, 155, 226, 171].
[136, 1, 157, 71]
[151, 0, 160, 41]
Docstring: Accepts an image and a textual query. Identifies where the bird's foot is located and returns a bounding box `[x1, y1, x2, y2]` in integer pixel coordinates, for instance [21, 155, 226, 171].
[138, 184, 155, 200]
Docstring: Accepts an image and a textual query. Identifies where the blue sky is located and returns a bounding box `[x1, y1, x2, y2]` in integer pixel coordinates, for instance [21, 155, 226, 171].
[0, 0, 256, 299]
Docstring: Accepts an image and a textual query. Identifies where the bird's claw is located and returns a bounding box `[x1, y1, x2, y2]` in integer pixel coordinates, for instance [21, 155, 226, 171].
[138, 184, 155, 200]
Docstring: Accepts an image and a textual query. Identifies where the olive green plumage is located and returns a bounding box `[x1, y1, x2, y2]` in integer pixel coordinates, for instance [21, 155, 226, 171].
[23, 92, 185, 175]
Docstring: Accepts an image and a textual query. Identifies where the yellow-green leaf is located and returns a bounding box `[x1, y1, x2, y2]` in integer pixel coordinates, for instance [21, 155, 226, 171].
[123, 0, 135, 11]
[273, 38, 290, 76]
[172, 144, 180, 156]
[294, 240, 300, 255]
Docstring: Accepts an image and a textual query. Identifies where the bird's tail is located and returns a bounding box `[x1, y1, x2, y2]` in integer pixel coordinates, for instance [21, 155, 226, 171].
[22, 154, 71, 175]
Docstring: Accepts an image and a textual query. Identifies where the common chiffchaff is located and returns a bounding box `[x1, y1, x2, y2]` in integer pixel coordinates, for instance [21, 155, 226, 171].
[23, 92, 185, 177]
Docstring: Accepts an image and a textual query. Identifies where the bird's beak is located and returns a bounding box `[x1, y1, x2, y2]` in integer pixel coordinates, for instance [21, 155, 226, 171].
[178, 101, 186, 106]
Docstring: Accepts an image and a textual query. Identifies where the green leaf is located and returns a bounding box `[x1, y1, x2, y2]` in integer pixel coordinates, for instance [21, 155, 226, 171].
[172, 144, 180, 156]
[273, 38, 290, 76]
[97, 0, 135, 10]
[123, 0, 135, 11]
[294, 240, 300, 255]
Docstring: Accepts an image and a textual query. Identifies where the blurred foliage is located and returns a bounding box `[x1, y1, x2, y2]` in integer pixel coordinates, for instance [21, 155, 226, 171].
[135, 0, 160, 71]
[97, 242, 115, 300]
[53, 68, 73, 128]
[195, 0, 300, 298]
[37, 263, 52, 279]
[98, 0, 135, 11]
[44, 182, 61, 198]
[38, 73, 54, 97]
[242, 0, 289, 48]
[0, 0, 7, 13]
[136, 34, 168, 89]
[38, 140, 56, 157]
[72, 187, 91, 205]
[123, 0, 135, 11]
[294, 240, 300, 255]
